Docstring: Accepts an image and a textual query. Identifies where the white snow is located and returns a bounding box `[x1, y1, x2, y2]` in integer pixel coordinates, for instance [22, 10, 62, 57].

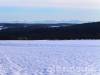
[0, 40, 100, 75]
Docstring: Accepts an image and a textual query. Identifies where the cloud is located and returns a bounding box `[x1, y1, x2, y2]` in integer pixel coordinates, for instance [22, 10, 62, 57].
[53, 0, 100, 9]
[0, 0, 99, 9]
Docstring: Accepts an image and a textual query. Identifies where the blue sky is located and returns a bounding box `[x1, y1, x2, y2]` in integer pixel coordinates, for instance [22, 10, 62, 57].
[0, 0, 100, 22]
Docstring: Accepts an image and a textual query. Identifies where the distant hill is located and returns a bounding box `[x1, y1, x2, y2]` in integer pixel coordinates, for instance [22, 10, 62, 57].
[0, 22, 100, 40]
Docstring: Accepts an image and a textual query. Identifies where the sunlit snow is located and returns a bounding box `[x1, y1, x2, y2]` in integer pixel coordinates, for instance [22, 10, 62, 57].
[0, 40, 100, 75]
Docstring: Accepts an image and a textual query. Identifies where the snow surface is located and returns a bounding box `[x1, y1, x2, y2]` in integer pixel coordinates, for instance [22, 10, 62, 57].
[0, 40, 100, 75]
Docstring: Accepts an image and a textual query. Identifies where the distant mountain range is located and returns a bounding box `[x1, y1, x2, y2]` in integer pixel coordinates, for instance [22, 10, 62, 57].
[1, 20, 85, 24]
[0, 22, 99, 40]
[33, 20, 85, 24]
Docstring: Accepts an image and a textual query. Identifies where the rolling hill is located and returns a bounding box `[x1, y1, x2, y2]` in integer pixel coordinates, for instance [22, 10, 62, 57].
[0, 22, 99, 39]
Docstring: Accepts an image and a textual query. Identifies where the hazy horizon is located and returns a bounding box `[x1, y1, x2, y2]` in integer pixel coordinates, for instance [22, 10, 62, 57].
[0, 0, 100, 22]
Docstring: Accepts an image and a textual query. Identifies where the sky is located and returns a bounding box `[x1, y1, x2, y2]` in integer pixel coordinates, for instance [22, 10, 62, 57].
[0, 0, 100, 22]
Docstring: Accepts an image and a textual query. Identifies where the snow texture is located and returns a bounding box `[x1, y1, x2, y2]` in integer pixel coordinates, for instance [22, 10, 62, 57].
[0, 40, 99, 75]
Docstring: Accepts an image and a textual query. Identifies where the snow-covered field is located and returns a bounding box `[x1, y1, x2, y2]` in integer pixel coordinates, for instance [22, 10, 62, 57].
[0, 40, 100, 75]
